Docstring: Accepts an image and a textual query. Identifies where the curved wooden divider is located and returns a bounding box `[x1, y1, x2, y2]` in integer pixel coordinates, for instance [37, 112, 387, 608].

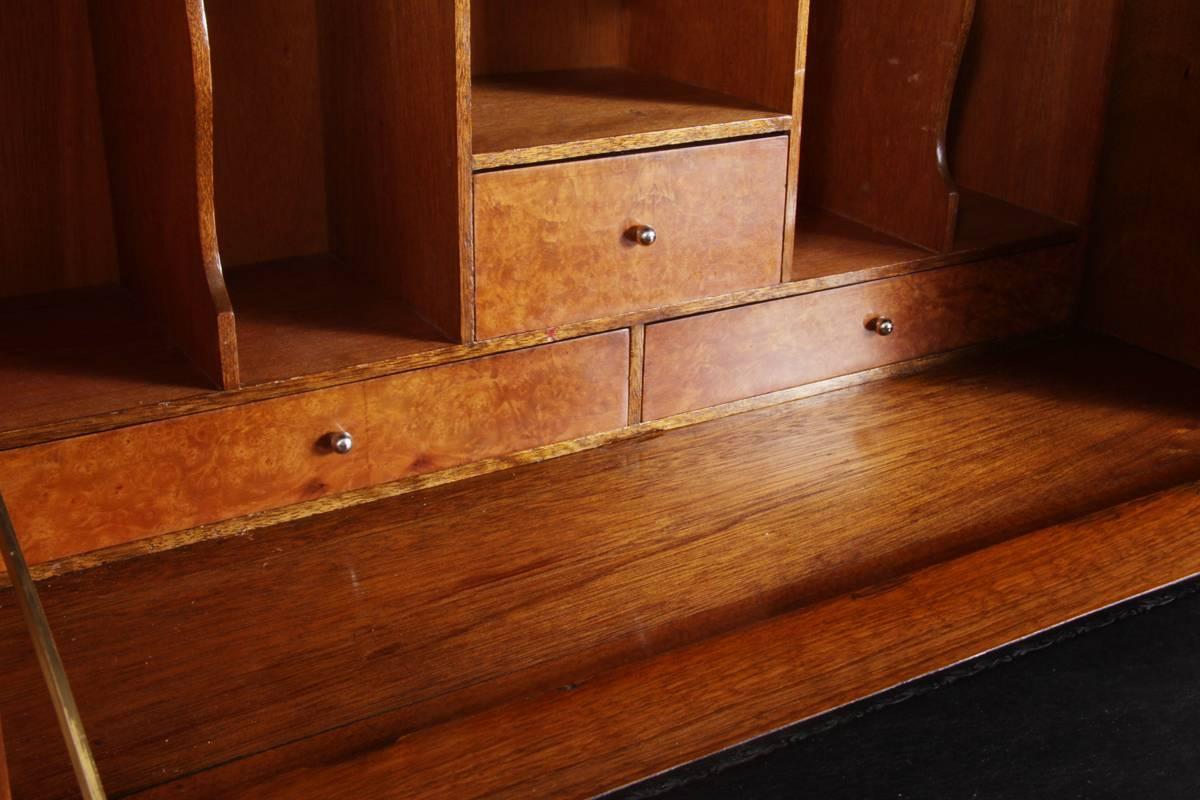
[89, 0, 240, 388]
[800, 0, 975, 251]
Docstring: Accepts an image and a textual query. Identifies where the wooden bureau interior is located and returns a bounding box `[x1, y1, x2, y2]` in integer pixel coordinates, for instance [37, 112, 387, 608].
[1, 1, 1197, 798]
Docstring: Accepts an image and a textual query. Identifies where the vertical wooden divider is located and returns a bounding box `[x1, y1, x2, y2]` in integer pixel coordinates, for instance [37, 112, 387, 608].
[625, 0, 805, 281]
[801, 0, 975, 252]
[948, 0, 1121, 224]
[0, 713, 9, 800]
[88, 0, 239, 389]
[317, 0, 468, 343]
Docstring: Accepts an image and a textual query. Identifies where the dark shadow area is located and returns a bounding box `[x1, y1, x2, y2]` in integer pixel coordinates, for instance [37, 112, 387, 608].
[622, 577, 1200, 800]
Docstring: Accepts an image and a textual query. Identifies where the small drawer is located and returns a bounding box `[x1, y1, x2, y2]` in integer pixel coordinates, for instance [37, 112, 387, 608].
[642, 249, 1078, 419]
[474, 137, 790, 339]
[0, 332, 629, 566]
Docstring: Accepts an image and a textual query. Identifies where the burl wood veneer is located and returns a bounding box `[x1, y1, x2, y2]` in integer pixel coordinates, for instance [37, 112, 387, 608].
[2, 337, 1198, 799]
[474, 137, 789, 338]
[644, 247, 1078, 419]
[0, 332, 627, 567]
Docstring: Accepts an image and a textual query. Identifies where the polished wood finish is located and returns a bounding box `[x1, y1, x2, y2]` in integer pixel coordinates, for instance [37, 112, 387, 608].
[472, 68, 791, 170]
[801, 0, 974, 251]
[0, 714, 8, 800]
[625, 0, 801, 114]
[949, 0, 1121, 224]
[791, 189, 1077, 282]
[1, 189, 1075, 452]
[317, 0, 466, 342]
[2, 337, 1198, 798]
[205, 0, 466, 347]
[0, 288, 214, 439]
[362, 330, 628, 483]
[475, 137, 788, 339]
[0, 333, 627, 567]
[225, 257, 451, 386]
[0, 0, 117, 299]
[205, 0, 329, 268]
[1085, 0, 1200, 369]
[159, 480, 1200, 800]
[469, 0, 625, 76]
[644, 247, 1078, 418]
[90, 0, 240, 389]
[0, 0, 237, 390]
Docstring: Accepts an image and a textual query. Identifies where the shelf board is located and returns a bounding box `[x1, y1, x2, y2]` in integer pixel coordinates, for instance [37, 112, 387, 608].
[0, 287, 212, 438]
[226, 256, 453, 386]
[6, 336, 1199, 798]
[472, 68, 792, 170]
[790, 190, 1078, 286]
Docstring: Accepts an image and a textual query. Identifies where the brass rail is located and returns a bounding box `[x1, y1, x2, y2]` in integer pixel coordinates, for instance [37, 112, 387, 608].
[0, 495, 106, 799]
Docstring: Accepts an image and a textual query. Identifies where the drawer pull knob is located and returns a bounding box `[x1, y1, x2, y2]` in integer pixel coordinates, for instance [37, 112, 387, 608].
[869, 317, 895, 337]
[327, 431, 354, 455]
[630, 224, 658, 247]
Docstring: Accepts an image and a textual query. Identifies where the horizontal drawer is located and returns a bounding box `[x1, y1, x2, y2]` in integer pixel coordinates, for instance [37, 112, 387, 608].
[0, 332, 629, 566]
[643, 249, 1078, 419]
[474, 137, 789, 339]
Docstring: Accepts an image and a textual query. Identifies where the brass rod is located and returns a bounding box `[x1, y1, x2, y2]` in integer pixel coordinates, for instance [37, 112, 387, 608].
[0, 495, 106, 800]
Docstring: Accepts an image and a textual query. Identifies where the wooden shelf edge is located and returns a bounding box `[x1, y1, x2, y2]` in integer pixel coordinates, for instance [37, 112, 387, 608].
[473, 118, 791, 171]
[1, 226, 1077, 454]
[164, 479, 1200, 799]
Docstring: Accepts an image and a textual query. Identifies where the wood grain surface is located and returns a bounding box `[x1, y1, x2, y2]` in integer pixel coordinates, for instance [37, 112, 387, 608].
[644, 247, 1078, 418]
[2, 337, 1198, 798]
[791, 189, 1076, 282]
[161, 479, 1200, 800]
[472, 68, 791, 170]
[475, 137, 788, 338]
[802, 0, 974, 250]
[318, 0, 466, 341]
[224, 257, 451, 385]
[949, 0, 1120, 224]
[0, 333, 627, 567]
[90, 0, 240, 388]
[0, 714, 8, 800]
[205, 0, 329, 268]
[1084, 0, 1200, 369]
[0, 0, 118, 299]
[470, 0, 625, 76]
[626, 0, 802, 114]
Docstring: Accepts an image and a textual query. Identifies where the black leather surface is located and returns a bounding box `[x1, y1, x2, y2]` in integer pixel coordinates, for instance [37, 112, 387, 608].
[616, 577, 1200, 800]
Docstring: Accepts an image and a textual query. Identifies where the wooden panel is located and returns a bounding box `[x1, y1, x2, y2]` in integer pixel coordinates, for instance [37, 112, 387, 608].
[319, 0, 466, 341]
[205, 0, 329, 268]
[225, 257, 451, 386]
[949, 0, 1121, 223]
[0, 714, 8, 800]
[1084, 0, 1200, 369]
[644, 247, 1078, 418]
[365, 331, 629, 484]
[161, 481, 1200, 799]
[90, 0, 239, 388]
[3, 337, 1199, 798]
[472, 68, 791, 170]
[626, 0, 801, 113]
[470, 0, 624, 76]
[0, 384, 370, 567]
[475, 137, 788, 339]
[0, 0, 118, 299]
[801, 0, 974, 250]
[0, 333, 627, 567]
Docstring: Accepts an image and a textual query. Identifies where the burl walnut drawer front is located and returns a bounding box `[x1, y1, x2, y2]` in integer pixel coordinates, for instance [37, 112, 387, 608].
[0, 332, 628, 566]
[474, 136, 790, 339]
[643, 249, 1078, 419]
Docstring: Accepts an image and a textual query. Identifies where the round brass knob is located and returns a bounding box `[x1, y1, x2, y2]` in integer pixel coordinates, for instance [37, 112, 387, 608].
[631, 225, 657, 247]
[327, 431, 354, 454]
[870, 317, 895, 337]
